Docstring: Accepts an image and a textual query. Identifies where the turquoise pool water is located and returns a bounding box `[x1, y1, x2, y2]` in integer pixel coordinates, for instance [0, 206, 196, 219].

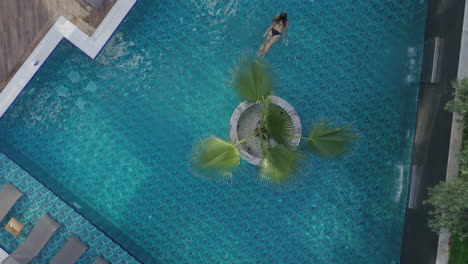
[0, 0, 427, 263]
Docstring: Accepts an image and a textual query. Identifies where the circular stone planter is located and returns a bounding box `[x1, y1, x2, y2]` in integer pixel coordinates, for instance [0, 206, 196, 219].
[229, 96, 302, 165]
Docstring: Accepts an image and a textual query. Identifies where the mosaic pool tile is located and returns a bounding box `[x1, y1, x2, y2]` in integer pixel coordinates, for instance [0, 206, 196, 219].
[0, 153, 140, 264]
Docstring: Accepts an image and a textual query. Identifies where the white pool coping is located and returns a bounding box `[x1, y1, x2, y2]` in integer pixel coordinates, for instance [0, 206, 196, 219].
[0, 247, 8, 262]
[0, 0, 137, 118]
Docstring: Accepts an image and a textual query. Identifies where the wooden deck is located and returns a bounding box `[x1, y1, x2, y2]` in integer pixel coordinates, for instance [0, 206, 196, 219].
[0, 0, 116, 91]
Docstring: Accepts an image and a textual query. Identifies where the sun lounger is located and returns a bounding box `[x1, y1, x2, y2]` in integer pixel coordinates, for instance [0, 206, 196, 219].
[93, 256, 109, 264]
[49, 237, 88, 264]
[2, 214, 60, 264]
[0, 183, 23, 222]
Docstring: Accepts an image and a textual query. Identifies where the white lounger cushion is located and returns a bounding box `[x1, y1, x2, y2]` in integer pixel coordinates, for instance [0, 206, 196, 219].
[49, 237, 88, 264]
[0, 183, 23, 222]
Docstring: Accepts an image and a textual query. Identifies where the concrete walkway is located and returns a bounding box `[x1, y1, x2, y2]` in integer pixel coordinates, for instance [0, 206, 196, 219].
[0, 0, 116, 90]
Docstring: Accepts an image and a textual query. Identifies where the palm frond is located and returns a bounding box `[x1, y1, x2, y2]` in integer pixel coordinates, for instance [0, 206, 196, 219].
[190, 136, 240, 182]
[266, 103, 293, 145]
[259, 145, 303, 187]
[306, 119, 357, 159]
[231, 55, 275, 102]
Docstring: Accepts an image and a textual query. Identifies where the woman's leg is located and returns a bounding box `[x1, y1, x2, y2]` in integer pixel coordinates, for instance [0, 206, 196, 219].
[260, 35, 280, 56]
[258, 40, 268, 56]
[258, 34, 273, 56]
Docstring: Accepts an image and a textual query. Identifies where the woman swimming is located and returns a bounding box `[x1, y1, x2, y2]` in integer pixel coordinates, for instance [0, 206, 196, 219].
[257, 11, 289, 56]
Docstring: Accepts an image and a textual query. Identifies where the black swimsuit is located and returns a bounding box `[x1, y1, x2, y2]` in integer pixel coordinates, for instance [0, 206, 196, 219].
[271, 28, 281, 36]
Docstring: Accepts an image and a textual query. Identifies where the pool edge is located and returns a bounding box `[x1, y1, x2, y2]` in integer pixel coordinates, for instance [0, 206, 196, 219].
[0, 0, 137, 118]
[436, 0, 468, 263]
[400, 0, 467, 263]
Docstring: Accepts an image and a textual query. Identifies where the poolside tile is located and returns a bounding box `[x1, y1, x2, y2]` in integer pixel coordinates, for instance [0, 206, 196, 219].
[0, 153, 140, 264]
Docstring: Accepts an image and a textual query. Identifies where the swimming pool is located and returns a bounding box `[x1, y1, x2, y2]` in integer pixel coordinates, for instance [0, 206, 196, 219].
[0, 0, 427, 263]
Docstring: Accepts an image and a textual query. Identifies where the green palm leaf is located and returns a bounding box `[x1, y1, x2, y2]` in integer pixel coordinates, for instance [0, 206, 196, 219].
[191, 137, 240, 181]
[259, 145, 303, 186]
[266, 103, 293, 145]
[307, 119, 357, 159]
[231, 55, 275, 102]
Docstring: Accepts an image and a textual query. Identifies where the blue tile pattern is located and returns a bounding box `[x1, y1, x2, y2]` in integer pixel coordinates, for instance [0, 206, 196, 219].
[0, 0, 428, 263]
[0, 153, 140, 264]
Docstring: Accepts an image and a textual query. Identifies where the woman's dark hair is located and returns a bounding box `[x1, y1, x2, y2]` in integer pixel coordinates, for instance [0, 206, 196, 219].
[280, 12, 287, 20]
[275, 11, 287, 24]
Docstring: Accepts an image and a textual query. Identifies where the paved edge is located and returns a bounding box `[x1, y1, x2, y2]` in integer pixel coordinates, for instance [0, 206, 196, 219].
[436, 1, 468, 263]
[0, 0, 137, 118]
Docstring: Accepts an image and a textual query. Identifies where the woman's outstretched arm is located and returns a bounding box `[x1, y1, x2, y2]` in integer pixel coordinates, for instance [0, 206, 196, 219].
[282, 20, 290, 43]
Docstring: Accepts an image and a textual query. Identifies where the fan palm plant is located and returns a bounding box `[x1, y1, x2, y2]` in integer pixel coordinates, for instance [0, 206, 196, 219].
[190, 56, 357, 190]
[259, 145, 304, 186]
[305, 119, 357, 159]
[230, 55, 276, 102]
[190, 134, 257, 182]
